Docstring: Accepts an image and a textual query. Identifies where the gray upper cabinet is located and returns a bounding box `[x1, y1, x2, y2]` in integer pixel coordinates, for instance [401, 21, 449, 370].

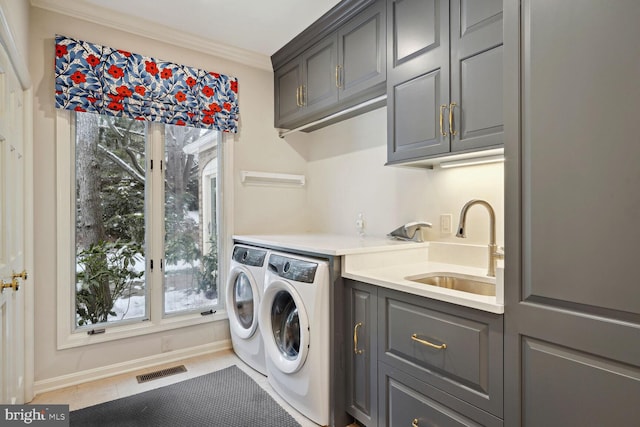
[338, 0, 387, 101]
[449, 0, 503, 153]
[302, 35, 339, 118]
[273, 0, 386, 130]
[504, 0, 640, 425]
[387, 0, 503, 164]
[273, 37, 337, 128]
[274, 58, 304, 126]
[387, 0, 450, 162]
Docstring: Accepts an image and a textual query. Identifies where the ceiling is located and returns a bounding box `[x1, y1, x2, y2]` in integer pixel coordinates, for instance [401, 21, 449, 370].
[33, 0, 342, 68]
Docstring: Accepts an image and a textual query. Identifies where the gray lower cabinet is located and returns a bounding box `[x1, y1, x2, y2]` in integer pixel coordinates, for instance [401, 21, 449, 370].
[344, 279, 504, 426]
[345, 279, 378, 426]
[379, 363, 502, 427]
[273, 0, 386, 130]
[387, 0, 503, 164]
[504, 1, 640, 425]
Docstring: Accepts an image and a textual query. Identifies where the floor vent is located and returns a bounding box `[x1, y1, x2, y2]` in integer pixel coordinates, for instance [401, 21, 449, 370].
[136, 365, 187, 383]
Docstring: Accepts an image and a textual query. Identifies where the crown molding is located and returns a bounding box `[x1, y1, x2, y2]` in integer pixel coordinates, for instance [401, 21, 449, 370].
[31, 0, 272, 71]
[0, 4, 31, 88]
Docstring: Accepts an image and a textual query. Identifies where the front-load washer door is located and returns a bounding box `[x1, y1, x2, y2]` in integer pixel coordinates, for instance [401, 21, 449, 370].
[260, 280, 309, 374]
[226, 266, 259, 340]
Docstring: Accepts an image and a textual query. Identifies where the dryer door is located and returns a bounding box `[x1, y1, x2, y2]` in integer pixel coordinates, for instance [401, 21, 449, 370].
[226, 266, 259, 339]
[260, 279, 310, 374]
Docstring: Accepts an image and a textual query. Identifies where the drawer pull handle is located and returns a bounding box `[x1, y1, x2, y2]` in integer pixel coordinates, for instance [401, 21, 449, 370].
[354, 322, 364, 355]
[412, 418, 420, 427]
[411, 333, 447, 350]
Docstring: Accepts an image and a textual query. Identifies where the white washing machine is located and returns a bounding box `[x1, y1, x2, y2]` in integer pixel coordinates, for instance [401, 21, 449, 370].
[226, 244, 269, 376]
[259, 251, 330, 426]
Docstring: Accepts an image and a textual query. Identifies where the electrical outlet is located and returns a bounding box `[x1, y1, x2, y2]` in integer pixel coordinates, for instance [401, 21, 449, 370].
[440, 214, 452, 234]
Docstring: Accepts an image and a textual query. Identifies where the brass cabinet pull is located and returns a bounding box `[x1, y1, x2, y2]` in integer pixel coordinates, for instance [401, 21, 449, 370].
[449, 102, 457, 136]
[439, 104, 448, 136]
[411, 333, 447, 350]
[336, 65, 342, 88]
[354, 322, 364, 355]
[412, 418, 420, 427]
[301, 85, 306, 106]
[296, 86, 301, 107]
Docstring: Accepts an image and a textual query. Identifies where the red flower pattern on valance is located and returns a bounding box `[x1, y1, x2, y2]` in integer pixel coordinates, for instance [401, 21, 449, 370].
[54, 34, 239, 133]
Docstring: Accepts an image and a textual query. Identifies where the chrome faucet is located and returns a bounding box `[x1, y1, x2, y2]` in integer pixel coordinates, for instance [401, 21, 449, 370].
[456, 199, 504, 277]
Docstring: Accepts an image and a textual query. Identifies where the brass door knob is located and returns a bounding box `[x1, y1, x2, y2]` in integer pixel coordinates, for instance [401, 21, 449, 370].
[12, 270, 28, 281]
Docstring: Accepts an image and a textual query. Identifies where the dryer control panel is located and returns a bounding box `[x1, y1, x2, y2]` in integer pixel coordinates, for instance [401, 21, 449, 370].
[232, 246, 267, 267]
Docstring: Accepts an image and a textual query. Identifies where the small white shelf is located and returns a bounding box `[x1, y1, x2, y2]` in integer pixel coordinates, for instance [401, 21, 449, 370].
[240, 170, 306, 187]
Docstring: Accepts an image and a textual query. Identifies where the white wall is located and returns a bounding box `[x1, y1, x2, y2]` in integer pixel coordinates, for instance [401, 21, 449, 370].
[284, 107, 504, 246]
[29, 7, 308, 384]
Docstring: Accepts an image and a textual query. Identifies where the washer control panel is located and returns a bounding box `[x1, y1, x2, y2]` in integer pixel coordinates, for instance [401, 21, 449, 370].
[268, 254, 318, 284]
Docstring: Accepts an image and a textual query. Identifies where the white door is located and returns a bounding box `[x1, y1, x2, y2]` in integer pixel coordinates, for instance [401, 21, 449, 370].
[0, 41, 26, 405]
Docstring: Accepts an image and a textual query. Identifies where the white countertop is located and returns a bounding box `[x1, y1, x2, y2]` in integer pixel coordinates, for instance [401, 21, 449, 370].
[233, 234, 504, 314]
[233, 233, 426, 256]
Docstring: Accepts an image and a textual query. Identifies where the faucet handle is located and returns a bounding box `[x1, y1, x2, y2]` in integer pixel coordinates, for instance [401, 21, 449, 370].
[387, 221, 432, 242]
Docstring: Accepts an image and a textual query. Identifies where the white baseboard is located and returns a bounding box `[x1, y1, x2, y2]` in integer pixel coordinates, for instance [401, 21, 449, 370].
[33, 339, 232, 396]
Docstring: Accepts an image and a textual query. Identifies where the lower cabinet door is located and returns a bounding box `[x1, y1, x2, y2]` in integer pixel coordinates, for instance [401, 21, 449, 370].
[345, 279, 378, 426]
[378, 362, 503, 427]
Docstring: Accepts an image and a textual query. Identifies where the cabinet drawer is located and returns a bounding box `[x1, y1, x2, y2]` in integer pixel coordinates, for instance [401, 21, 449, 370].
[378, 288, 503, 417]
[379, 362, 503, 427]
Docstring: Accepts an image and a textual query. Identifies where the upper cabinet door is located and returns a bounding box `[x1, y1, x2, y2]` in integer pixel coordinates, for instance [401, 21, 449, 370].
[302, 35, 339, 119]
[274, 58, 303, 127]
[338, 0, 386, 101]
[450, 0, 503, 152]
[387, 0, 450, 163]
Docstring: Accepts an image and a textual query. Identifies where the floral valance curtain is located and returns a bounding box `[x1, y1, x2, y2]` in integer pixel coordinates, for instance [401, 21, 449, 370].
[55, 34, 239, 133]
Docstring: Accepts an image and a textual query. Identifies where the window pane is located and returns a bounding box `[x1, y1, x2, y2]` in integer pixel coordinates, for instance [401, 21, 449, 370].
[164, 126, 219, 314]
[75, 113, 147, 327]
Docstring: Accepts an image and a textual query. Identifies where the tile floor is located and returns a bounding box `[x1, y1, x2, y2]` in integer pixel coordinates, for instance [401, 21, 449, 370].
[31, 349, 354, 427]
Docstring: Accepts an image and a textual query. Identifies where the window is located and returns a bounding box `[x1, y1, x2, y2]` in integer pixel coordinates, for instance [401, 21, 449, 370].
[56, 110, 231, 348]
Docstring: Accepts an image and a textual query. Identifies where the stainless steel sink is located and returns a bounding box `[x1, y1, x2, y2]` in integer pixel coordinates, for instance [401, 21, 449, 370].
[405, 274, 496, 296]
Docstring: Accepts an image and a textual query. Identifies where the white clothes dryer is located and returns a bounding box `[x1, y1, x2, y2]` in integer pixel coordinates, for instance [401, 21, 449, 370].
[226, 244, 269, 376]
[259, 251, 330, 426]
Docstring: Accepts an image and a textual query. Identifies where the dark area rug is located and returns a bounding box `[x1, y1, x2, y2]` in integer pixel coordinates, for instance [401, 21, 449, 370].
[70, 365, 301, 427]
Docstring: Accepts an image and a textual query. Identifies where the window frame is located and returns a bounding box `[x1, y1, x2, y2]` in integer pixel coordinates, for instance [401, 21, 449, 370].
[55, 110, 232, 350]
